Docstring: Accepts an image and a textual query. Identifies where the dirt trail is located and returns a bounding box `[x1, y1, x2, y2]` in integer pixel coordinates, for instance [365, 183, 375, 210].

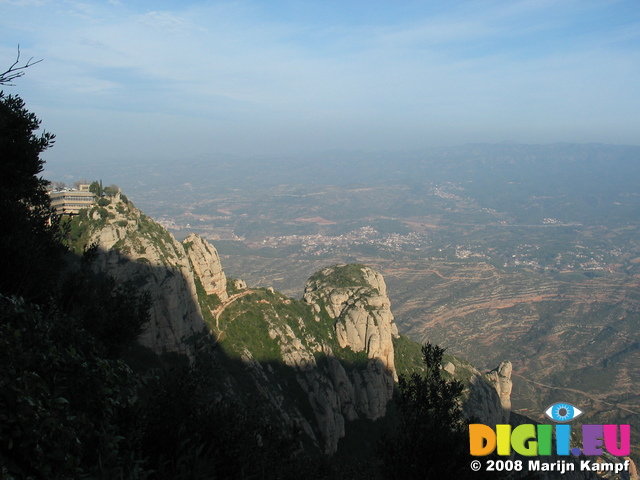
[212, 290, 254, 329]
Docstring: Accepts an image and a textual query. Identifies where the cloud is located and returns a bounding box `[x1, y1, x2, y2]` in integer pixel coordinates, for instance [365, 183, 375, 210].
[3, 0, 640, 160]
[136, 10, 200, 33]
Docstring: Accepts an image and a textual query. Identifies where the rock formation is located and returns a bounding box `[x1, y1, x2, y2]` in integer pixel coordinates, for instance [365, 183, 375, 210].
[464, 360, 513, 426]
[486, 360, 513, 415]
[183, 232, 228, 302]
[302, 264, 400, 380]
[76, 196, 226, 358]
[228, 264, 404, 453]
[76, 196, 513, 455]
[628, 457, 638, 480]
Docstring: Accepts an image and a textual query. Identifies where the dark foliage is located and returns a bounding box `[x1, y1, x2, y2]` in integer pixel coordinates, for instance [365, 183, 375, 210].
[0, 92, 329, 479]
[0, 92, 66, 301]
[0, 294, 144, 479]
[56, 244, 151, 358]
[89, 180, 103, 196]
[0, 92, 147, 478]
[379, 343, 473, 479]
[139, 356, 311, 480]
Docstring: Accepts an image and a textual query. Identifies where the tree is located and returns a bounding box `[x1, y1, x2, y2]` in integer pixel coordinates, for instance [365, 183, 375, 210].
[0, 46, 41, 86]
[138, 358, 304, 480]
[90, 179, 104, 196]
[0, 294, 145, 479]
[0, 92, 65, 301]
[380, 343, 472, 479]
[0, 70, 151, 477]
[104, 183, 120, 196]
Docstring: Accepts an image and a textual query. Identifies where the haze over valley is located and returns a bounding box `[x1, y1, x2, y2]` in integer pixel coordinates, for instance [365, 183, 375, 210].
[48, 143, 640, 443]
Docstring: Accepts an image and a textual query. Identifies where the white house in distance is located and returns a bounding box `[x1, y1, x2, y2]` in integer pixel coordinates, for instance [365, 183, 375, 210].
[49, 184, 96, 215]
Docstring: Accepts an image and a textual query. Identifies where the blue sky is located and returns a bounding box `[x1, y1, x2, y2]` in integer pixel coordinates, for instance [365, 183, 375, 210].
[2, 0, 639, 167]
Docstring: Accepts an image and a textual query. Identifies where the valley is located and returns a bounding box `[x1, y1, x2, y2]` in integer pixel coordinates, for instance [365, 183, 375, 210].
[76, 143, 640, 454]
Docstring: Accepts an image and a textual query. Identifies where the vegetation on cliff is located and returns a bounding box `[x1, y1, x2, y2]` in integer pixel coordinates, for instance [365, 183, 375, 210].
[1, 92, 521, 479]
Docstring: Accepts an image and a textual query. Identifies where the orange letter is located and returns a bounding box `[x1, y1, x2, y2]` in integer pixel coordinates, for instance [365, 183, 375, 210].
[470, 424, 496, 456]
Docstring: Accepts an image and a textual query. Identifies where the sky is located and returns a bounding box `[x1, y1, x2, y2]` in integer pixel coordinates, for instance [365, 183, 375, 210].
[2, 0, 640, 168]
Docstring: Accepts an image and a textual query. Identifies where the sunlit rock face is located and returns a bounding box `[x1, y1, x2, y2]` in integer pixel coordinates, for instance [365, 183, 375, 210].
[303, 264, 400, 380]
[290, 264, 399, 452]
[183, 233, 228, 302]
[487, 360, 513, 416]
[464, 360, 513, 427]
[81, 196, 514, 456]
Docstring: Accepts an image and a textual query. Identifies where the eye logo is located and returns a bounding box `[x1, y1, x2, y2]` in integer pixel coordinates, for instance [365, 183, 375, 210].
[471, 404, 631, 457]
[544, 403, 583, 423]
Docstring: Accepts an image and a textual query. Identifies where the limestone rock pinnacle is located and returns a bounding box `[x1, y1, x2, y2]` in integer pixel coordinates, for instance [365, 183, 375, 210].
[183, 233, 228, 302]
[302, 264, 400, 380]
[487, 360, 513, 414]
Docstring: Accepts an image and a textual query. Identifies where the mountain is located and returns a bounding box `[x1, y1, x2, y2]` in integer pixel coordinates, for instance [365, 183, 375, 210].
[68, 190, 206, 357]
[67, 190, 512, 455]
[98, 143, 639, 463]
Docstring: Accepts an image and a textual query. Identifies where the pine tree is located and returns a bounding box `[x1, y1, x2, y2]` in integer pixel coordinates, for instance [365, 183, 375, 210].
[380, 343, 472, 479]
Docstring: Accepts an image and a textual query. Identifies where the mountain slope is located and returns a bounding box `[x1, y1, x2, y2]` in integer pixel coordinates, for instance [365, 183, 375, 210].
[67, 191, 511, 454]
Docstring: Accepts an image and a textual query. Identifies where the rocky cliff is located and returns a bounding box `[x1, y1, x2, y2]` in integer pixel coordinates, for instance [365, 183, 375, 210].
[183, 232, 228, 302]
[68, 192, 212, 358]
[298, 264, 400, 449]
[69, 192, 512, 454]
[303, 264, 399, 381]
[464, 360, 513, 425]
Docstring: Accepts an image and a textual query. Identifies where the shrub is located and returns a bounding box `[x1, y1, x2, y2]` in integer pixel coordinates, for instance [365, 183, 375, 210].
[379, 343, 476, 479]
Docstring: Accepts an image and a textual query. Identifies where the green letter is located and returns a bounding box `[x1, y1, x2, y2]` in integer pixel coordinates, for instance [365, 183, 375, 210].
[511, 424, 537, 456]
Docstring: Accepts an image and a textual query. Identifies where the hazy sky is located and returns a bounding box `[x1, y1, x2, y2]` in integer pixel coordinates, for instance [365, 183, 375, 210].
[2, 0, 640, 166]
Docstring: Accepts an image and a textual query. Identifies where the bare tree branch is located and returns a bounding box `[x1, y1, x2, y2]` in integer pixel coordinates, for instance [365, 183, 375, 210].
[1, 45, 43, 86]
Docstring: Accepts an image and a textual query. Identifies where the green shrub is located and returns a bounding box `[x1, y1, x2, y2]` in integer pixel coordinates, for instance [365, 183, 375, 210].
[0, 294, 145, 478]
[308, 264, 371, 289]
[96, 206, 109, 220]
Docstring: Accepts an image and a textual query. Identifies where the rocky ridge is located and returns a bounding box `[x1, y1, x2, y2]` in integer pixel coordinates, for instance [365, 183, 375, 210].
[70, 193, 513, 454]
[183, 232, 228, 302]
[297, 264, 400, 450]
[465, 360, 513, 425]
[73, 192, 207, 357]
